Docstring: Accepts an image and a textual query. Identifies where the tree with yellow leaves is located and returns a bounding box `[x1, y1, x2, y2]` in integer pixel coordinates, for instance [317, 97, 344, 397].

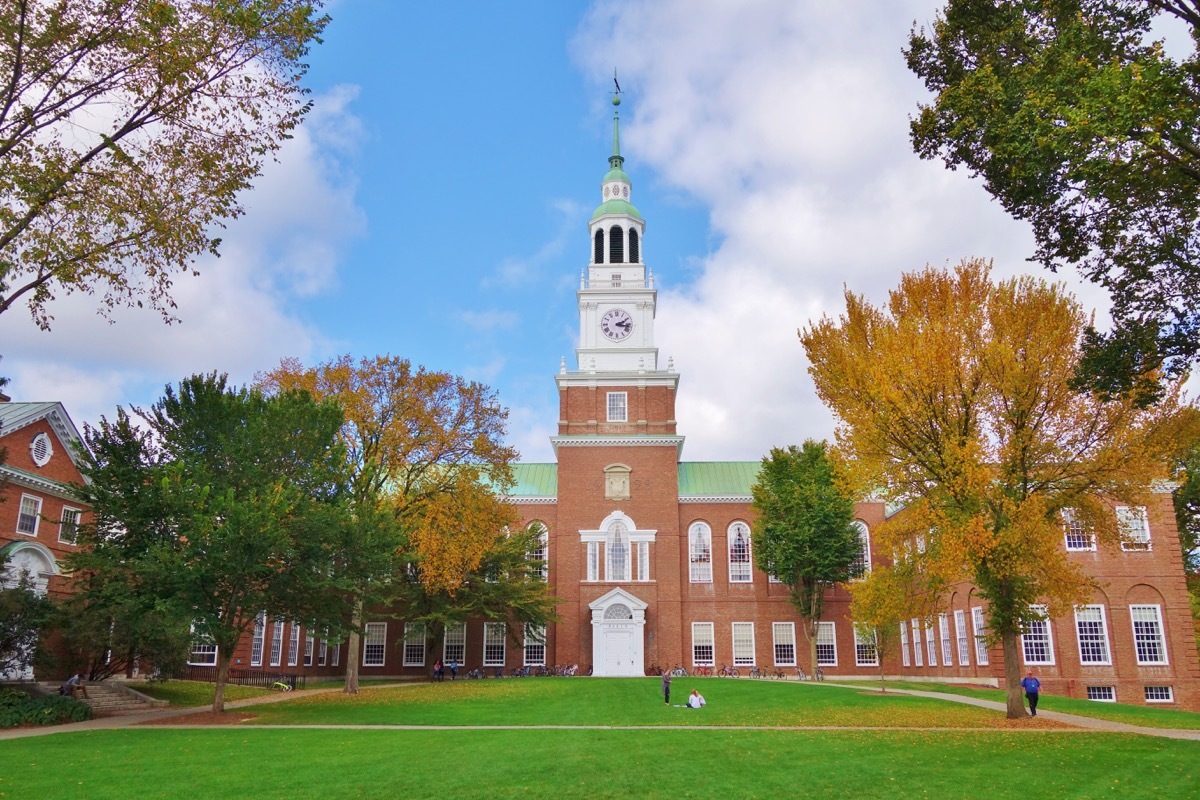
[802, 258, 1188, 718]
[259, 355, 554, 693]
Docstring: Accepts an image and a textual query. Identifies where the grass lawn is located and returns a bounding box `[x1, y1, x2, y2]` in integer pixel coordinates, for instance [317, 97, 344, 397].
[878, 680, 1200, 730]
[243, 677, 1009, 728]
[133, 681, 274, 707]
[1, 727, 1196, 799]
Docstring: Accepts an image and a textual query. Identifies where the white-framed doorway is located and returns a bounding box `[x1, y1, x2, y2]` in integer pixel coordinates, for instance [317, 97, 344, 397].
[589, 587, 647, 677]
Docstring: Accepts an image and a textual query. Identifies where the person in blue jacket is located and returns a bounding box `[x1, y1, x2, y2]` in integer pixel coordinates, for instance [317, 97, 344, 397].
[1021, 671, 1041, 716]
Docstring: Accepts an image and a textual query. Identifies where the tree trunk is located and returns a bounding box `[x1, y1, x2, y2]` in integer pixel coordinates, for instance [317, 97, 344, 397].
[212, 649, 232, 713]
[1001, 628, 1026, 719]
[342, 597, 363, 695]
[806, 618, 819, 677]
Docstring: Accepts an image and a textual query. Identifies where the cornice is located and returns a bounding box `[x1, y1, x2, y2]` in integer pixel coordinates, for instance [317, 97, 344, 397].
[1, 465, 80, 501]
[551, 434, 685, 458]
[679, 495, 753, 504]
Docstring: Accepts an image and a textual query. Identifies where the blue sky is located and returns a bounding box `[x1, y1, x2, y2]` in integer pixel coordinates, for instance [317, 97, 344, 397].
[1, 1, 1157, 463]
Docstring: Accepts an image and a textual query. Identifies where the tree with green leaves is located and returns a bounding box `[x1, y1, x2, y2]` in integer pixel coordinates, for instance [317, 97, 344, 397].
[907, 0, 1200, 399]
[0, 559, 54, 678]
[0, 0, 328, 328]
[69, 373, 376, 712]
[751, 440, 862, 674]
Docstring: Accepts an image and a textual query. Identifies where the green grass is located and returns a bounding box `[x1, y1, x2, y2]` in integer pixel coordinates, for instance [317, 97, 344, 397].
[243, 677, 1007, 728]
[1, 728, 1196, 799]
[132, 681, 274, 708]
[880, 681, 1200, 730]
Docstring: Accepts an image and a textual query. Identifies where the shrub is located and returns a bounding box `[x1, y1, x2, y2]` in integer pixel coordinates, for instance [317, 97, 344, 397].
[0, 689, 93, 727]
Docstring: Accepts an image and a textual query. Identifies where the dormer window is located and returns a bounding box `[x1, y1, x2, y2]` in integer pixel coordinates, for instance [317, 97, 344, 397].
[30, 432, 52, 467]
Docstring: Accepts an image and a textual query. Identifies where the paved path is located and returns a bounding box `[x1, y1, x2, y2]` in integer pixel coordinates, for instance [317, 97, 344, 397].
[2, 681, 1198, 742]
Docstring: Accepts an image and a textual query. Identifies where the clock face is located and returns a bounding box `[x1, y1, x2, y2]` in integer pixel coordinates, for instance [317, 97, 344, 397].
[600, 308, 634, 341]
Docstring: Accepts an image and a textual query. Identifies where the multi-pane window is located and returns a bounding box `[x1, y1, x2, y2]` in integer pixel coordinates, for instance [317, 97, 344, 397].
[363, 622, 387, 667]
[483, 622, 506, 667]
[318, 639, 328, 667]
[304, 635, 315, 667]
[59, 507, 80, 544]
[728, 522, 753, 583]
[924, 623, 937, 666]
[524, 624, 546, 666]
[287, 623, 301, 666]
[527, 524, 548, 580]
[250, 612, 266, 667]
[1117, 506, 1151, 551]
[692, 622, 715, 667]
[1075, 605, 1111, 665]
[1086, 686, 1115, 702]
[1145, 686, 1174, 703]
[403, 622, 426, 667]
[586, 542, 599, 581]
[971, 607, 990, 665]
[772, 622, 796, 666]
[954, 610, 969, 665]
[1062, 508, 1095, 551]
[1130, 605, 1168, 665]
[911, 620, 923, 667]
[939, 613, 953, 665]
[331, 641, 340, 667]
[816, 621, 837, 667]
[855, 624, 879, 667]
[688, 522, 713, 582]
[188, 639, 217, 666]
[732, 622, 756, 666]
[270, 620, 284, 666]
[606, 522, 631, 581]
[607, 392, 628, 423]
[900, 621, 910, 667]
[16, 495, 41, 535]
[849, 521, 871, 578]
[1021, 605, 1055, 665]
[444, 622, 467, 665]
[638, 541, 649, 581]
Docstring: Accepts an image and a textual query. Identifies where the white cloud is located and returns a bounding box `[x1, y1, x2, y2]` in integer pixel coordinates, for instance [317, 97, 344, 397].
[0, 86, 367, 428]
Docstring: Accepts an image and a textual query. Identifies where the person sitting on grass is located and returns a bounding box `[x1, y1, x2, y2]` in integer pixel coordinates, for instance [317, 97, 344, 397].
[687, 689, 706, 709]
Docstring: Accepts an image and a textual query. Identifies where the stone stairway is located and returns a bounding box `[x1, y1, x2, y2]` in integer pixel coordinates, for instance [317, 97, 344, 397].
[43, 681, 167, 717]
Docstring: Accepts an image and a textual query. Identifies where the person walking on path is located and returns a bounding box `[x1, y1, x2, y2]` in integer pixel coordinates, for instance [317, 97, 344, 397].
[661, 671, 671, 706]
[433, 660, 444, 682]
[1021, 671, 1041, 716]
[450, 660, 458, 680]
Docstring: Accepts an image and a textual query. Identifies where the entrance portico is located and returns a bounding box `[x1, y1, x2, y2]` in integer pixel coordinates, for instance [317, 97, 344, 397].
[589, 587, 647, 677]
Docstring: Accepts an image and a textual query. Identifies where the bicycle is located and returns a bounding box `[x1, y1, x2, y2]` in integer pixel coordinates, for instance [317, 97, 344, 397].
[670, 664, 689, 677]
[467, 668, 483, 680]
[270, 680, 293, 692]
[815, 667, 825, 681]
[718, 664, 740, 678]
[692, 665, 713, 677]
[749, 666, 767, 679]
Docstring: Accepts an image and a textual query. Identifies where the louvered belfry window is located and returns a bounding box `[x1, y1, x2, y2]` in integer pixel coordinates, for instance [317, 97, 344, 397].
[609, 225, 624, 263]
[594, 229, 604, 264]
[629, 228, 639, 263]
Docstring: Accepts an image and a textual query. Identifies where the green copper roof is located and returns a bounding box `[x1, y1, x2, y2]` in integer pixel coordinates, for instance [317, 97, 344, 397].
[509, 463, 558, 497]
[591, 198, 642, 220]
[678, 462, 761, 497]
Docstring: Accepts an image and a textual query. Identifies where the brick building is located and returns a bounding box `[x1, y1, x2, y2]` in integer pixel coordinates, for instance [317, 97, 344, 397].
[0, 398, 89, 679]
[222, 97, 1199, 710]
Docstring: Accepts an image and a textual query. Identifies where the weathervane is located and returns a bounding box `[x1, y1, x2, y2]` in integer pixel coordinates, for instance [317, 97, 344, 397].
[613, 68, 622, 99]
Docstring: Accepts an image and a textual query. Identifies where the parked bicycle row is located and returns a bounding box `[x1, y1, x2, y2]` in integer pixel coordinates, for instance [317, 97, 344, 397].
[441, 664, 594, 680]
[645, 664, 825, 680]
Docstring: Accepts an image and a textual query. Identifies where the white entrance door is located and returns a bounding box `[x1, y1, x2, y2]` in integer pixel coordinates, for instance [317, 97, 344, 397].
[604, 628, 636, 676]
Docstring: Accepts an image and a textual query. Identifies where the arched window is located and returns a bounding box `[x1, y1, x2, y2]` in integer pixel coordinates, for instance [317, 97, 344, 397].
[604, 603, 633, 620]
[608, 225, 624, 263]
[527, 522, 548, 581]
[688, 522, 712, 583]
[728, 522, 752, 583]
[628, 228, 639, 264]
[606, 521, 631, 581]
[850, 521, 871, 579]
[594, 229, 604, 264]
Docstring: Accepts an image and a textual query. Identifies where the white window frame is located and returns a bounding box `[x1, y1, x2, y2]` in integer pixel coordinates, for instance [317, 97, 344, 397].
[58, 506, 81, 544]
[1144, 685, 1174, 703]
[732, 621, 756, 666]
[586, 541, 599, 581]
[524, 624, 546, 667]
[772, 622, 796, 667]
[444, 621, 467, 665]
[606, 391, 628, 423]
[939, 613, 953, 665]
[728, 521, 753, 583]
[971, 607, 989, 665]
[692, 622, 715, 667]
[362, 622, 387, 667]
[925, 622, 937, 667]
[1062, 508, 1096, 551]
[331, 640, 340, 667]
[16, 494, 41, 536]
[304, 635, 315, 667]
[287, 623, 300, 667]
[816, 621, 837, 667]
[606, 522, 631, 581]
[1086, 685, 1116, 702]
[1021, 605, 1055, 666]
[318, 639, 328, 667]
[250, 612, 266, 667]
[1130, 605, 1168, 665]
[911, 619, 923, 667]
[483, 622, 506, 667]
[849, 520, 871, 579]
[854, 624, 879, 667]
[954, 609, 969, 665]
[1075, 605, 1112, 665]
[30, 432, 53, 466]
[1117, 506, 1152, 551]
[688, 522, 713, 583]
[528, 524, 548, 581]
[187, 639, 217, 667]
[900, 621, 910, 667]
[403, 622, 427, 667]
[637, 540, 649, 581]
[269, 619, 284, 667]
